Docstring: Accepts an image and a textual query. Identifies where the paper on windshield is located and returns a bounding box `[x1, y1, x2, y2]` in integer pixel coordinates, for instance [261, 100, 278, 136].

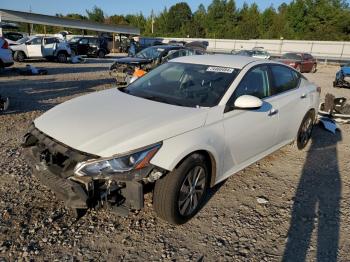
[206, 66, 234, 73]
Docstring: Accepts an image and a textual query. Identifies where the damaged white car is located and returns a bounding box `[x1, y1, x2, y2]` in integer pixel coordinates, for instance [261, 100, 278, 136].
[10, 36, 71, 63]
[23, 55, 320, 224]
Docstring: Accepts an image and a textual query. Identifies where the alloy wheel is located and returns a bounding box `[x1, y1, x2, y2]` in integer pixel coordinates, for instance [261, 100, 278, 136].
[299, 117, 313, 147]
[178, 166, 206, 216]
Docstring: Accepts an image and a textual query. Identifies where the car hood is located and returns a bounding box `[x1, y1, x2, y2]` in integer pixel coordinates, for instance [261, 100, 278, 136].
[34, 88, 208, 157]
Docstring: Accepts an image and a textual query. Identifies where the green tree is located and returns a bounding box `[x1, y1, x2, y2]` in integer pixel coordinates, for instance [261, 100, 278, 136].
[166, 2, 192, 36]
[86, 6, 105, 23]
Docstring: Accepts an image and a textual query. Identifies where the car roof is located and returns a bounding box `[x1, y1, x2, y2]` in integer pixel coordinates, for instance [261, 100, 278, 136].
[151, 45, 181, 49]
[170, 54, 260, 69]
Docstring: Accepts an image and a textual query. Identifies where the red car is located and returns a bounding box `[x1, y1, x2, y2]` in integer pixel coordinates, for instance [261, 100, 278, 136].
[277, 52, 317, 73]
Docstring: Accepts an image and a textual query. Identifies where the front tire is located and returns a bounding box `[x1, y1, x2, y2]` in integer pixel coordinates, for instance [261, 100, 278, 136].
[296, 111, 315, 150]
[153, 153, 210, 225]
[98, 50, 105, 58]
[311, 64, 317, 73]
[57, 52, 67, 63]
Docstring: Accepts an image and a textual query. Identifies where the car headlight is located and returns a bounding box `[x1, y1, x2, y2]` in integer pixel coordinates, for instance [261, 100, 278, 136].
[74, 143, 161, 177]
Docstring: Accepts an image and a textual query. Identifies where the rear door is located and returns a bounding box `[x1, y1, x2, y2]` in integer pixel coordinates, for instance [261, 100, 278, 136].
[42, 37, 57, 57]
[26, 37, 43, 57]
[222, 65, 279, 176]
[269, 65, 310, 143]
[302, 54, 313, 72]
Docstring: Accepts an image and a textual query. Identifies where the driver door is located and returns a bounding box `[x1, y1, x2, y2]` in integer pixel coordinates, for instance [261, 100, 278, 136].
[26, 37, 43, 57]
[222, 65, 280, 177]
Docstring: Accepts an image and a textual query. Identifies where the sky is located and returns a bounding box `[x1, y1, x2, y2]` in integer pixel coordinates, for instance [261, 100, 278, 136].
[0, 0, 291, 17]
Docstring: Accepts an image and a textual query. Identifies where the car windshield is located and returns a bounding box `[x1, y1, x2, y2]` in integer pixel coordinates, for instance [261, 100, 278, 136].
[135, 46, 165, 59]
[124, 62, 239, 108]
[16, 36, 30, 44]
[282, 53, 302, 60]
[68, 37, 81, 43]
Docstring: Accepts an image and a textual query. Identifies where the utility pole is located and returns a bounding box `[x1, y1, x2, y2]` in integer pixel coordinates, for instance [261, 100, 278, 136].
[29, 5, 33, 35]
[151, 10, 155, 35]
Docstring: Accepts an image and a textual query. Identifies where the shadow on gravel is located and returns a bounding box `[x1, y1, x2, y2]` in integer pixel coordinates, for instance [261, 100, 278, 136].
[283, 126, 342, 262]
[0, 78, 115, 113]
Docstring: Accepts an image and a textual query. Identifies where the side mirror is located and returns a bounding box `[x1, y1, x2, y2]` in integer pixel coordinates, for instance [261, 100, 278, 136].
[234, 95, 263, 109]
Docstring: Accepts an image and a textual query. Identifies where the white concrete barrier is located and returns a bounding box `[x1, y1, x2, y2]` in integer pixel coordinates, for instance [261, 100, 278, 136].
[141, 37, 350, 60]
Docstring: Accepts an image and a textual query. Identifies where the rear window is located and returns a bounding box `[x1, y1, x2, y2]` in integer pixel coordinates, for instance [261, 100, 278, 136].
[282, 53, 302, 60]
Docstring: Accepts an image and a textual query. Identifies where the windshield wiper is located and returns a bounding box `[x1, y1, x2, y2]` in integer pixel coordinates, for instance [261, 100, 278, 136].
[139, 94, 184, 106]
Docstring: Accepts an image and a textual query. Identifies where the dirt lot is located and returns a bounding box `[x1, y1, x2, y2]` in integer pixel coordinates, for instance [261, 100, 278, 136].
[0, 59, 349, 261]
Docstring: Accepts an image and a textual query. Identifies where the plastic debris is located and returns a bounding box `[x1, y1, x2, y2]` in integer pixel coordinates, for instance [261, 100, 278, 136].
[318, 117, 340, 134]
[257, 197, 269, 204]
[70, 55, 85, 64]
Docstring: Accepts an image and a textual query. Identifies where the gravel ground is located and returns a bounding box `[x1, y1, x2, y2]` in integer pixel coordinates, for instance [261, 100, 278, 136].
[0, 60, 349, 261]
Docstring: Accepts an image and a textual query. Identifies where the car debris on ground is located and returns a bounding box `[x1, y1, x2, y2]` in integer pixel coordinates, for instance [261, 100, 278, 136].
[0, 95, 10, 111]
[318, 93, 350, 124]
[18, 65, 48, 76]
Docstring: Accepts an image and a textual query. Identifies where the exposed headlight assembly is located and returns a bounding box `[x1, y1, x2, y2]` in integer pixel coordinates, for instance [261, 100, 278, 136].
[74, 143, 162, 177]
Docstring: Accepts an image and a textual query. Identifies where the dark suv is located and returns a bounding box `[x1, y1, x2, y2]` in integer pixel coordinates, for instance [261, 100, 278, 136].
[68, 37, 109, 58]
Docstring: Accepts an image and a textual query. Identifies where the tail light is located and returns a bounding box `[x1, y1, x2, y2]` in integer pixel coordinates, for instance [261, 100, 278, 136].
[316, 86, 321, 93]
[1, 38, 9, 49]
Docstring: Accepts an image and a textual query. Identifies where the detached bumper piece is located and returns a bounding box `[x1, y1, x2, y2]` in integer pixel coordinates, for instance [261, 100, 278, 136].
[22, 125, 148, 217]
[0, 95, 10, 111]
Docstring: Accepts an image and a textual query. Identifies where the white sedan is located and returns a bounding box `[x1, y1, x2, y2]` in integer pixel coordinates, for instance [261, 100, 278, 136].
[23, 55, 320, 224]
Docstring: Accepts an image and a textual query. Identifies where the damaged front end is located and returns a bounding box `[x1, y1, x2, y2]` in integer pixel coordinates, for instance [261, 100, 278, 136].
[22, 125, 165, 217]
[109, 63, 136, 85]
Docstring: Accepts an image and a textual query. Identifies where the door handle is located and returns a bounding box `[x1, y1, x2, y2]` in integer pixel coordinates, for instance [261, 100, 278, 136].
[268, 108, 279, 116]
[301, 93, 307, 99]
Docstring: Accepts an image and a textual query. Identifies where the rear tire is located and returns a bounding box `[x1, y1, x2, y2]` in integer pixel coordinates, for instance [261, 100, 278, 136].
[296, 111, 315, 150]
[15, 51, 26, 62]
[153, 153, 210, 225]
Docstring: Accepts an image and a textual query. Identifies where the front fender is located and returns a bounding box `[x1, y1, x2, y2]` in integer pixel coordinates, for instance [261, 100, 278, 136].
[150, 121, 225, 186]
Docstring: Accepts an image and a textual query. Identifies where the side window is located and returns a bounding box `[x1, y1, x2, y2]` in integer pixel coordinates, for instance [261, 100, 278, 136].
[89, 38, 98, 45]
[270, 65, 299, 95]
[79, 38, 89, 45]
[29, 38, 42, 45]
[44, 38, 55, 45]
[230, 65, 270, 102]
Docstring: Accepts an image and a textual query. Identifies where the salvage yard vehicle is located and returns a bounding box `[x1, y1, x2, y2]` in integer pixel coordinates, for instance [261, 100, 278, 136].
[0, 37, 14, 69]
[277, 52, 317, 73]
[110, 42, 207, 85]
[23, 55, 320, 225]
[109, 45, 183, 85]
[10, 36, 71, 63]
[68, 36, 110, 58]
[333, 63, 350, 88]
